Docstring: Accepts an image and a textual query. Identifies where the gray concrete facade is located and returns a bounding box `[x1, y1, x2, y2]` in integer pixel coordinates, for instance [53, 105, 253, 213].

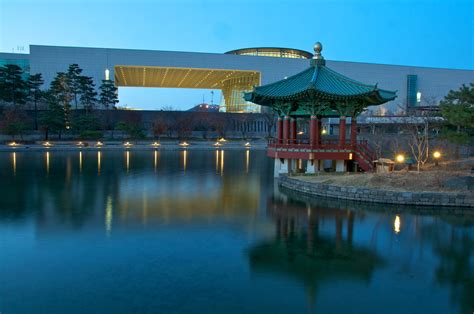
[2, 44, 473, 112]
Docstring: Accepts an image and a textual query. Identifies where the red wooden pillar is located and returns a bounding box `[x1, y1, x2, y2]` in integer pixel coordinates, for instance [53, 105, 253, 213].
[290, 118, 297, 144]
[339, 116, 346, 148]
[277, 117, 283, 144]
[283, 116, 290, 145]
[309, 115, 320, 148]
[350, 117, 357, 148]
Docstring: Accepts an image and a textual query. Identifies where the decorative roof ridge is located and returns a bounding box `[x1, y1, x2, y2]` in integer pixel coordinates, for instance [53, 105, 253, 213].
[320, 66, 377, 89]
[253, 67, 314, 91]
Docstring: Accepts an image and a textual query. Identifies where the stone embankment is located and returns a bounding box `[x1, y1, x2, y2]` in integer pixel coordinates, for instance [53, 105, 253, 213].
[279, 175, 474, 208]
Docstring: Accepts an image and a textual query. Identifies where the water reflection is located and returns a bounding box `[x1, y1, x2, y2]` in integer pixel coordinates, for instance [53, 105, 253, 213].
[182, 149, 188, 171]
[79, 151, 82, 173]
[246, 149, 250, 173]
[394, 215, 401, 234]
[250, 195, 384, 309]
[125, 150, 130, 173]
[97, 151, 101, 175]
[45, 151, 50, 174]
[0, 150, 472, 314]
[11, 152, 16, 175]
[154, 150, 159, 172]
[105, 195, 113, 236]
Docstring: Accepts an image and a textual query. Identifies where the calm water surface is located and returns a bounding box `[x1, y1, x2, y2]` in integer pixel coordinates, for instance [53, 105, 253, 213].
[0, 150, 473, 314]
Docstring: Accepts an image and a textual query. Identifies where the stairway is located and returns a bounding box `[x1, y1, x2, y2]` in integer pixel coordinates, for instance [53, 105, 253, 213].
[354, 142, 375, 172]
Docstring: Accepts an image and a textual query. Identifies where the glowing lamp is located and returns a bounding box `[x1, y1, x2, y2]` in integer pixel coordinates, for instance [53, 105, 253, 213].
[218, 138, 227, 142]
[179, 142, 189, 147]
[396, 154, 405, 163]
[245, 142, 251, 147]
[321, 129, 327, 135]
[96, 141, 103, 147]
[8, 142, 19, 147]
[43, 141, 52, 147]
[152, 142, 160, 147]
[297, 131, 304, 135]
[213, 142, 221, 147]
[124, 142, 132, 147]
[433, 151, 441, 159]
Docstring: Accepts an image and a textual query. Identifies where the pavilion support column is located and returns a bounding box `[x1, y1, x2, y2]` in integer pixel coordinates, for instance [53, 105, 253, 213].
[283, 116, 290, 145]
[350, 117, 357, 148]
[309, 115, 320, 148]
[290, 118, 297, 144]
[277, 117, 283, 144]
[339, 116, 346, 148]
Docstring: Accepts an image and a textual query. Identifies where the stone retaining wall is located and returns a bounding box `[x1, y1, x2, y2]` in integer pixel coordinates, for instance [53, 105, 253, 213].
[279, 176, 474, 207]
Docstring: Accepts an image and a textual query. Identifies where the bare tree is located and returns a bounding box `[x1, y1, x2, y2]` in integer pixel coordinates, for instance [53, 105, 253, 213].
[261, 111, 276, 138]
[210, 114, 231, 138]
[152, 116, 168, 140]
[405, 119, 430, 172]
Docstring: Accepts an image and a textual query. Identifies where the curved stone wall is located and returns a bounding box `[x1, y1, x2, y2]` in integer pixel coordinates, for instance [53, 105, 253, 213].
[279, 176, 474, 208]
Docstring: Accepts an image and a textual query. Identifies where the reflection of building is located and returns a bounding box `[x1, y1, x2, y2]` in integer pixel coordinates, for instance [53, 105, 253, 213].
[248, 196, 383, 309]
[1, 43, 472, 113]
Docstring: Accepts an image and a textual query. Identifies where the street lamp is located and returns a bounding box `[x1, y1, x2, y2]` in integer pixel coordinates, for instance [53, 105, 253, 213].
[433, 151, 441, 166]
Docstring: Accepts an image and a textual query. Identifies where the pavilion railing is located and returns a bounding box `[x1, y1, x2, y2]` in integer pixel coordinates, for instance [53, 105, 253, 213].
[267, 138, 362, 150]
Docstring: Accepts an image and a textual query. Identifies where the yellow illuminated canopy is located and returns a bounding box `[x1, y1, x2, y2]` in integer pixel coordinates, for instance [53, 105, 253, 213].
[114, 65, 261, 112]
[114, 65, 260, 89]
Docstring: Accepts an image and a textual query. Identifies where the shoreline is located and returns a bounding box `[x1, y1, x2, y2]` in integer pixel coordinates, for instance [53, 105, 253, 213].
[0, 141, 268, 152]
[278, 175, 473, 208]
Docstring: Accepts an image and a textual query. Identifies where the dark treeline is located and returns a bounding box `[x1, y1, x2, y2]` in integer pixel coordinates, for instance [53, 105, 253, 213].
[0, 63, 120, 140]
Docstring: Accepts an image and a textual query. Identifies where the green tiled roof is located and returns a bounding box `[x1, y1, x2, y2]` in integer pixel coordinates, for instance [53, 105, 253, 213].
[244, 60, 397, 108]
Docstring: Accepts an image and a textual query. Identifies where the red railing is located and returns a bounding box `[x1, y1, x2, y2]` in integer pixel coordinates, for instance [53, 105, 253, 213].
[268, 138, 360, 150]
[268, 138, 376, 172]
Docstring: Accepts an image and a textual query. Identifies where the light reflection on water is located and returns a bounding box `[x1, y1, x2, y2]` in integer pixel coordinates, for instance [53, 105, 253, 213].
[0, 150, 473, 314]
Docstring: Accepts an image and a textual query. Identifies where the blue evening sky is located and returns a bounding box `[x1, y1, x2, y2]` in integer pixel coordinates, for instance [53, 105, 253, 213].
[1, 0, 472, 110]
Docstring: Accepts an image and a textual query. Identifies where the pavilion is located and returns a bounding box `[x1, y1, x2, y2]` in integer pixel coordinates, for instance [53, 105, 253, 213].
[245, 42, 397, 175]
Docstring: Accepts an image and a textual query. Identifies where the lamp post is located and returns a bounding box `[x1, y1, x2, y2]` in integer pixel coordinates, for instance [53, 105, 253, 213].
[396, 154, 405, 163]
[433, 151, 441, 166]
[396, 154, 405, 171]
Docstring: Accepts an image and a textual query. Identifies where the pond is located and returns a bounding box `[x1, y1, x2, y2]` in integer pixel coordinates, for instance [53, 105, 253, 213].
[0, 150, 472, 314]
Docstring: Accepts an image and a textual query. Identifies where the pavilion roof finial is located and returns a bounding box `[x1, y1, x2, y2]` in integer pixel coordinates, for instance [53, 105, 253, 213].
[312, 42, 323, 60]
[311, 42, 325, 66]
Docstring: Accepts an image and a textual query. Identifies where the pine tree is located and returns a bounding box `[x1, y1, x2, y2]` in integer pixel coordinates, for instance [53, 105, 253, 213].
[66, 64, 83, 109]
[0, 64, 28, 106]
[28, 73, 44, 130]
[78, 76, 97, 113]
[99, 79, 119, 109]
[439, 83, 474, 158]
[39, 91, 66, 140]
[50, 72, 73, 128]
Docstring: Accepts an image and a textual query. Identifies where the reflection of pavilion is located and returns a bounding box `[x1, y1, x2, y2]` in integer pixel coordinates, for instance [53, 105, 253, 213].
[248, 197, 383, 309]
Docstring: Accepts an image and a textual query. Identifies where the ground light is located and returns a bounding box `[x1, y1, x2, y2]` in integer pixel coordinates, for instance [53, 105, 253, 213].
[8, 142, 19, 147]
[433, 151, 441, 166]
[396, 154, 405, 163]
[179, 142, 189, 147]
[96, 141, 103, 147]
[43, 141, 52, 147]
[77, 141, 84, 147]
[124, 142, 133, 147]
[151, 142, 160, 147]
[213, 142, 222, 147]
